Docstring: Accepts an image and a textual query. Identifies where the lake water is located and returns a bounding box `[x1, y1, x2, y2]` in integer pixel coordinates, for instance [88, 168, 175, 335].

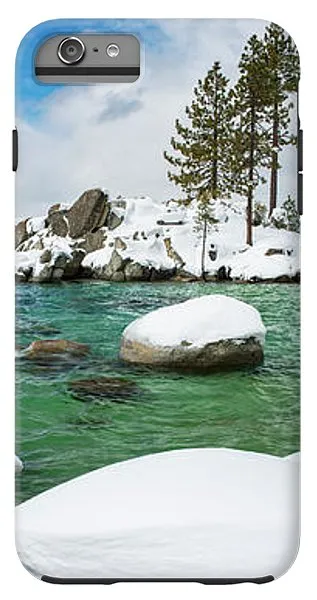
[15, 282, 300, 504]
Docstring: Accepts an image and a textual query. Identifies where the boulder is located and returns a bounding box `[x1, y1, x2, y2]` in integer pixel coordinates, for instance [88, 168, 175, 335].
[16, 266, 33, 283]
[47, 210, 69, 237]
[102, 249, 127, 280]
[51, 268, 65, 281]
[68, 376, 140, 402]
[120, 295, 266, 371]
[114, 237, 127, 251]
[77, 230, 106, 254]
[63, 249, 86, 279]
[111, 271, 125, 282]
[31, 264, 53, 283]
[39, 249, 52, 264]
[15, 220, 29, 249]
[53, 252, 69, 269]
[67, 189, 110, 238]
[48, 203, 61, 216]
[106, 210, 123, 231]
[24, 339, 90, 360]
[150, 267, 176, 281]
[125, 261, 150, 281]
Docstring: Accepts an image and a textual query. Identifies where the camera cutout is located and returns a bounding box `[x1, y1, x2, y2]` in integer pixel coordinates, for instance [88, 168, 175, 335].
[35, 34, 140, 83]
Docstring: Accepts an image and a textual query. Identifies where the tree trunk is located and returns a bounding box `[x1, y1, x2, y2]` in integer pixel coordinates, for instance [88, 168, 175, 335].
[269, 103, 279, 217]
[246, 103, 255, 246]
[201, 218, 207, 281]
[246, 188, 253, 246]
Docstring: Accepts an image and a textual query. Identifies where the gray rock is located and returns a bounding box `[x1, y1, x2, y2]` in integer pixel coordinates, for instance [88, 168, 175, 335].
[31, 264, 53, 283]
[108, 249, 126, 275]
[51, 268, 65, 280]
[47, 211, 69, 237]
[106, 210, 123, 231]
[53, 253, 69, 269]
[114, 237, 127, 251]
[77, 230, 106, 254]
[15, 220, 29, 249]
[111, 271, 125, 282]
[63, 249, 86, 279]
[150, 267, 176, 281]
[48, 203, 61, 216]
[120, 336, 263, 371]
[16, 270, 28, 283]
[125, 261, 150, 281]
[39, 249, 52, 264]
[67, 189, 110, 238]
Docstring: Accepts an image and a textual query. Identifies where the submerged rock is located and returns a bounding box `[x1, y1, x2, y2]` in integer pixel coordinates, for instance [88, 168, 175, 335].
[68, 376, 140, 402]
[24, 339, 90, 360]
[120, 294, 266, 371]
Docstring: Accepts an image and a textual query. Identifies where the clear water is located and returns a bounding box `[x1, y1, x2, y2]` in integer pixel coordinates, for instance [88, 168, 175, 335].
[15, 282, 300, 504]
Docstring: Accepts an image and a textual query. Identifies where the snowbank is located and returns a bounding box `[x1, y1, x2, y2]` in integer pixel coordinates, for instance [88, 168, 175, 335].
[122, 295, 266, 348]
[15, 448, 299, 579]
[16, 193, 300, 283]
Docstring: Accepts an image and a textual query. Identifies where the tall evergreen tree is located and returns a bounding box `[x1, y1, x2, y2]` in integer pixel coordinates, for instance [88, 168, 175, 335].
[263, 23, 300, 216]
[164, 61, 232, 279]
[229, 35, 272, 246]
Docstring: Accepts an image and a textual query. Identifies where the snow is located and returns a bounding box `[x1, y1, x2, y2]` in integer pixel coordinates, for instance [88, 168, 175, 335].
[15, 448, 299, 579]
[82, 245, 113, 270]
[121, 236, 175, 271]
[122, 295, 266, 349]
[26, 217, 46, 236]
[15, 455, 23, 473]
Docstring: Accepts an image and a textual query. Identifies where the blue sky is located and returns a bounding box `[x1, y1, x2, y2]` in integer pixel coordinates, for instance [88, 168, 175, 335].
[15, 19, 297, 219]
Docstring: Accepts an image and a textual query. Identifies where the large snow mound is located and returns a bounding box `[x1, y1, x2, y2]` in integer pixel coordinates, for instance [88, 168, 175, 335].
[122, 294, 266, 348]
[15, 448, 299, 579]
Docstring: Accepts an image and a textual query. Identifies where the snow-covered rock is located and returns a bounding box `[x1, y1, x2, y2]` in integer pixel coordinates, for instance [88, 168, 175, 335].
[15, 235, 81, 283]
[120, 295, 266, 370]
[15, 448, 299, 579]
[26, 217, 46, 236]
[15, 455, 23, 473]
[15, 191, 300, 283]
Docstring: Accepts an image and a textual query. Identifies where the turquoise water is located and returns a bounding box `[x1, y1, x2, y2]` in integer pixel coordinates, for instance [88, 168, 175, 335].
[16, 282, 300, 504]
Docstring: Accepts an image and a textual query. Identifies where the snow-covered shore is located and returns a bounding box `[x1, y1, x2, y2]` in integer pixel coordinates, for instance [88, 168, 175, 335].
[15, 190, 300, 284]
[16, 448, 299, 580]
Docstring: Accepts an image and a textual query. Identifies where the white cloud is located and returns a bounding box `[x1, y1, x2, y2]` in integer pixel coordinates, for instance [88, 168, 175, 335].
[16, 19, 297, 220]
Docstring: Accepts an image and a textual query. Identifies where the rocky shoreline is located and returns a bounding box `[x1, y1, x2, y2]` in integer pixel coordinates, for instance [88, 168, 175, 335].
[16, 189, 300, 285]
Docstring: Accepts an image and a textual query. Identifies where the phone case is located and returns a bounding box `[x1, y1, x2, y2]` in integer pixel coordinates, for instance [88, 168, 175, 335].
[15, 19, 300, 583]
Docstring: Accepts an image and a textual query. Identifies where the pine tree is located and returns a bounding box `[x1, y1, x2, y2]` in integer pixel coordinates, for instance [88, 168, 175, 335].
[263, 23, 300, 216]
[164, 61, 232, 279]
[229, 35, 272, 246]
